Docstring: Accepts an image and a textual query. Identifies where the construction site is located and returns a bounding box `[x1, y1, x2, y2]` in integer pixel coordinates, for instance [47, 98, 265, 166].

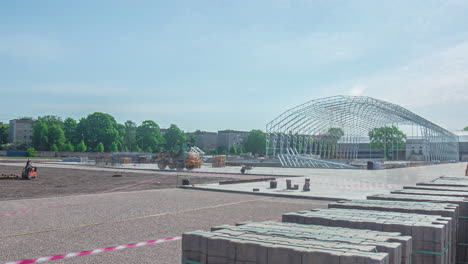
[1, 96, 468, 264]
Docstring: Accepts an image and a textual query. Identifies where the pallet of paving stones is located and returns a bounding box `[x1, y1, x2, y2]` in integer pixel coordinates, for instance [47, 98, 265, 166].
[230, 221, 412, 264]
[391, 189, 468, 198]
[283, 208, 452, 264]
[0, 174, 20, 179]
[416, 177, 468, 188]
[328, 199, 459, 264]
[368, 193, 468, 263]
[389, 187, 468, 263]
[404, 185, 468, 193]
[182, 220, 412, 264]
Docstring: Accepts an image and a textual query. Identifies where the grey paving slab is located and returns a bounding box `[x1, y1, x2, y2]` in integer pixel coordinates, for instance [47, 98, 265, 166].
[328, 199, 459, 264]
[183, 163, 468, 200]
[0, 189, 329, 264]
[182, 222, 396, 264]
[283, 208, 452, 264]
[368, 193, 468, 263]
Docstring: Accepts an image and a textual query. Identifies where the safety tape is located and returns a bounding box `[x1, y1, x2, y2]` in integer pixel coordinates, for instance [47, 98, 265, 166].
[2, 235, 181, 264]
[279, 178, 399, 190]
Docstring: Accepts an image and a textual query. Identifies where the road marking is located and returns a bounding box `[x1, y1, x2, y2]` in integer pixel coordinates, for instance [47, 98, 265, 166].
[0, 197, 271, 239]
[3, 235, 181, 264]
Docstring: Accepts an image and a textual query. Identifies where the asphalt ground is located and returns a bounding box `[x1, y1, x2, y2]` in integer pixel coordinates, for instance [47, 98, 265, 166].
[0, 188, 329, 264]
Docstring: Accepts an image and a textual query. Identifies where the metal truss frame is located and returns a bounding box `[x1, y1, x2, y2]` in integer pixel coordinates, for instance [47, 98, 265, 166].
[266, 96, 459, 168]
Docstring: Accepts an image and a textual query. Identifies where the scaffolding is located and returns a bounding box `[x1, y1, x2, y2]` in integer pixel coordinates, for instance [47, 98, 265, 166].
[266, 96, 459, 168]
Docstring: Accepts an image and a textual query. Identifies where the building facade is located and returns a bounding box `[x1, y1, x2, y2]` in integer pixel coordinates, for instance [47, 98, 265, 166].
[187, 131, 218, 151]
[9, 119, 33, 145]
[217, 130, 249, 150]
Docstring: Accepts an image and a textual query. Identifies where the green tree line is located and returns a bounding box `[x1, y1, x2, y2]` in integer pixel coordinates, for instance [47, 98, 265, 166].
[0, 123, 8, 145]
[29, 113, 185, 153]
[2, 113, 269, 155]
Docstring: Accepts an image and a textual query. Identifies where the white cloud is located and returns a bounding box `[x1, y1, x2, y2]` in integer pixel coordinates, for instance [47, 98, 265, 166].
[370, 41, 468, 107]
[334, 40, 468, 129]
[349, 85, 367, 96]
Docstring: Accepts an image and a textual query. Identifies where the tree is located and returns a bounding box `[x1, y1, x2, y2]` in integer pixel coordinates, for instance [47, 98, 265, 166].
[32, 121, 49, 150]
[237, 146, 244, 154]
[229, 146, 238, 154]
[76, 140, 87, 152]
[26, 147, 37, 157]
[0, 123, 8, 144]
[50, 144, 59, 152]
[110, 142, 118, 152]
[63, 118, 77, 144]
[62, 141, 74, 152]
[186, 133, 196, 147]
[216, 146, 227, 155]
[123, 120, 137, 151]
[37, 115, 63, 127]
[146, 146, 153, 153]
[163, 124, 186, 152]
[136, 120, 163, 152]
[464, 127, 468, 131]
[321, 127, 344, 158]
[76, 112, 122, 152]
[244, 130, 266, 155]
[48, 124, 65, 150]
[95, 142, 104, 152]
[368, 126, 406, 159]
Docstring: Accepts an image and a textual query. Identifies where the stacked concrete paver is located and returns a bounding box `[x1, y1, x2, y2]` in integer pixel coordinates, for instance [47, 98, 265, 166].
[182, 176, 468, 264]
[230, 221, 412, 264]
[368, 193, 468, 263]
[404, 185, 468, 192]
[328, 199, 459, 264]
[182, 220, 411, 264]
[391, 189, 468, 198]
[417, 177, 468, 187]
[283, 208, 452, 264]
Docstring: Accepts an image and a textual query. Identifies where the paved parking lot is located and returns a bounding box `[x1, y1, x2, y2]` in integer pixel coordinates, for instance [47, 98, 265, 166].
[0, 189, 329, 264]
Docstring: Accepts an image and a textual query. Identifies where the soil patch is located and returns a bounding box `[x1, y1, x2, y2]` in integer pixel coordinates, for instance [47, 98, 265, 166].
[0, 165, 233, 201]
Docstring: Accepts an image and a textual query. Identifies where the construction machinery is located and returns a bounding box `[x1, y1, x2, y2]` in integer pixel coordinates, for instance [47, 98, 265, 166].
[240, 164, 253, 174]
[156, 142, 202, 170]
[0, 159, 37, 180]
[22, 159, 38, 179]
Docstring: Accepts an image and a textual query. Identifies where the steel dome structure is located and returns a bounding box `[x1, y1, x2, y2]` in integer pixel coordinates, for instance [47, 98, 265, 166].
[266, 96, 459, 168]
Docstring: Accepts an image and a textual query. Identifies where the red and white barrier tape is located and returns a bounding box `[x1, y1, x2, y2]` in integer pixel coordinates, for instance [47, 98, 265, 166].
[3, 235, 181, 264]
[279, 178, 400, 190]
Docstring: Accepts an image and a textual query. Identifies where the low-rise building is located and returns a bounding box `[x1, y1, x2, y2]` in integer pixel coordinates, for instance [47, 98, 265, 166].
[217, 130, 249, 150]
[9, 119, 33, 145]
[187, 131, 218, 151]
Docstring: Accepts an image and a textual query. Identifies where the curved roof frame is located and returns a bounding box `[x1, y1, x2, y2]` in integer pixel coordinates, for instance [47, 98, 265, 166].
[266, 95, 459, 164]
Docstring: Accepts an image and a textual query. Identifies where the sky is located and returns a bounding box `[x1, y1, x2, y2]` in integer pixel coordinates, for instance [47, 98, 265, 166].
[1, 0, 468, 132]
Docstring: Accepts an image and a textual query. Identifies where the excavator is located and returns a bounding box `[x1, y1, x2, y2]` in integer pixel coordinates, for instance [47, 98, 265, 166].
[0, 159, 37, 180]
